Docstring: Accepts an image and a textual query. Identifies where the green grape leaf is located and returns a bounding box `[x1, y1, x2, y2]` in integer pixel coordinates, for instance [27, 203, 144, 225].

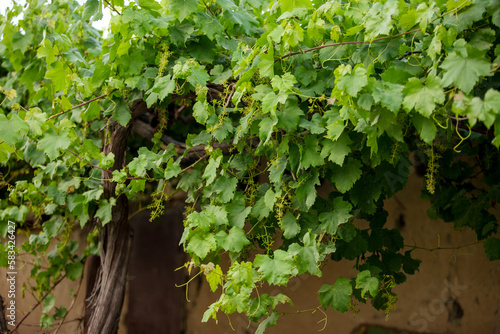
[356, 270, 379, 298]
[129, 179, 146, 193]
[276, 98, 304, 131]
[215, 226, 251, 253]
[293, 232, 321, 275]
[319, 197, 352, 235]
[152, 74, 176, 102]
[271, 73, 297, 92]
[25, 108, 48, 136]
[252, 195, 272, 219]
[294, 169, 320, 210]
[402, 250, 422, 274]
[96, 198, 117, 226]
[226, 201, 251, 229]
[259, 117, 277, 143]
[440, 46, 492, 94]
[282, 211, 300, 239]
[170, 23, 195, 46]
[258, 51, 274, 78]
[113, 99, 131, 126]
[269, 155, 287, 183]
[467, 88, 500, 128]
[187, 230, 217, 259]
[279, 0, 313, 12]
[168, 0, 197, 21]
[188, 65, 210, 87]
[318, 277, 353, 312]
[299, 113, 325, 134]
[484, 237, 500, 260]
[364, 0, 398, 40]
[205, 263, 223, 292]
[65, 262, 83, 281]
[415, 2, 435, 31]
[372, 81, 404, 113]
[335, 64, 368, 97]
[164, 158, 182, 180]
[37, 128, 71, 161]
[42, 294, 56, 313]
[402, 75, 445, 117]
[138, 0, 162, 12]
[254, 250, 297, 285]
[321, 133, 352, 166]
[300, 136, 324, 169]
[0, 142, 15, 162]
[330, 158, 362, 193]
[262, 92, 280, 114]
[203, 152, 223, 185]
[428, 33, 442, 61]
[193, 101, 209, 124]
[45, 62, 70, 92]
[255, 311, 279, 334]
[412, 114, 437, 144]
[186, 211, 217, 231]
[37, 38, 57, 65]
[82, 0, 100, 21]
[0, 113, 29, 146]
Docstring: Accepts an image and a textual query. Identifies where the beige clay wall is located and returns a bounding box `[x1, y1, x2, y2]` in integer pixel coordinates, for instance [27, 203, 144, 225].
[0, 229, 89, 334]
[1, 171, 499, 334]
[184, 172, 500, 334]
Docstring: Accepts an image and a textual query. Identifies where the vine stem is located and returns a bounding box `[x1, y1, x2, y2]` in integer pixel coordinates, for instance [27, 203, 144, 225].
[275, 29, 421, 62]
[201, 0, 216, 18]
[181, 154, 208, 174]
[447, 115, 468, 121]
[175, 269, 203, 302]
[53, 271, 85, 334]
[66, 149, 106, 171]
[404, 241, 480, 252]
[10, 275, 67, 333]
[128, 206, 149, 221]
[490, 63, 500, 73]
[279, 305, 328, 331]
[48, 91, 115, 120]
[397, 50, 423, 60]
[103, 0, 121, 15]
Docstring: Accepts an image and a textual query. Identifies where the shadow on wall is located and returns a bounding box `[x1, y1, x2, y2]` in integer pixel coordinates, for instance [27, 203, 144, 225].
[118, 205, 187, 334]
[351, 323, 428, 334]
[181, 171, 500, 334]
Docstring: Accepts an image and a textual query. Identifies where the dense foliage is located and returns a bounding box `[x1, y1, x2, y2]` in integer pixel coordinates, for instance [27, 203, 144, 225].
[1, 0, 500, 331]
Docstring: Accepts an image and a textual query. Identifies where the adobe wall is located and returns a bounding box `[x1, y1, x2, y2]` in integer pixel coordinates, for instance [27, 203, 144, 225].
[0, 228, 88, 333]
[1, 171, 499, 333]
[184, 172, 500, 334]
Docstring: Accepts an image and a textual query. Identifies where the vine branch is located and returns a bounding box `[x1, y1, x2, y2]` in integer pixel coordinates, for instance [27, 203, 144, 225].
[103, 0, 121, 15]
[404, 241, 481, 252]
[397, 50, 423, 60]
[491, 63, 500, 73]
[66, 149, 106, 171]
[53, 271, 85, 334]
[10, 275, 67, 333]
[48, 91, 115, 120]
[275, 29, 421, 62]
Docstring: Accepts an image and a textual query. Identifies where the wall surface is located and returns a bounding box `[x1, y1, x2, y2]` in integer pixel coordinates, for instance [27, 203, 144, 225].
[184, 172, 500, 334]
[0, 229, 88, 334]
[1, 172, 499, 334]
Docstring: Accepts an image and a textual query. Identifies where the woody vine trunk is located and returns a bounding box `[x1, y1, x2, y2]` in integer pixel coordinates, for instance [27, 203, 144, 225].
[86, 100, 148, 334]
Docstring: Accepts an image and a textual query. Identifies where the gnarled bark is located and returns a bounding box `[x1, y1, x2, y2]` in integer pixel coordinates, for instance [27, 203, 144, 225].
[86, 100, 148, 334]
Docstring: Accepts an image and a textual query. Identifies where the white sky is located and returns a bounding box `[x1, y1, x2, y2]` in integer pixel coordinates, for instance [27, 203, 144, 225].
[0, 0, 111, 31]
